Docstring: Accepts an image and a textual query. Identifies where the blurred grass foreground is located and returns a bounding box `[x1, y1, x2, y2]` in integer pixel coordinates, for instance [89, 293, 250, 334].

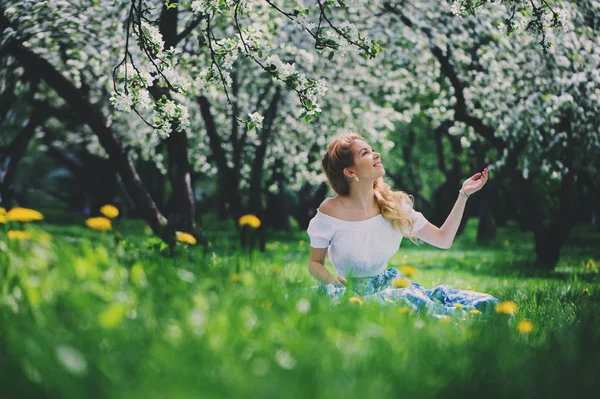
[1, 208, 599, 398]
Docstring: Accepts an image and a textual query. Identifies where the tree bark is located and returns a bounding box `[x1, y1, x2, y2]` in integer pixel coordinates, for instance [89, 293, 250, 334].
[264, 158, 290, 231]
[0, 112, 43, 208]
[5, 41, 168, 236]
[248, 87, 281, 252]
[151, 2, 198, 242]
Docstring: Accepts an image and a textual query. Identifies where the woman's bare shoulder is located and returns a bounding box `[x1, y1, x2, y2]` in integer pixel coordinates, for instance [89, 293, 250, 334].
[318, 197, 344, 218]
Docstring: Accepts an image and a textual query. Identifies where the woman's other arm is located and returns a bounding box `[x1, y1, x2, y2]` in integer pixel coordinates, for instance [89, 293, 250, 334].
[308, 247, 347, 286]
[416, 169, 489, 249]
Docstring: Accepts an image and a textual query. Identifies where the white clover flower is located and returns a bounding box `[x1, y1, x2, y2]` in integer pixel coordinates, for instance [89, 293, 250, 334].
[275, 349, 296, 370]
[296, 298, 310, 314]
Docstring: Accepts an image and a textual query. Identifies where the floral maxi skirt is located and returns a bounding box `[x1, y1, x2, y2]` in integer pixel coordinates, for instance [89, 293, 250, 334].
[311, 267, 500, 317]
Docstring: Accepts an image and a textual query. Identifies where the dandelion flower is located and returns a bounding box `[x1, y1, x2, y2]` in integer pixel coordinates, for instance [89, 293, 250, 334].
[586, 260, 596, 270]
[453, 303, 463, 310]
[85, 217, 112, 232]
[517, 320, 534, 334]
[469, 309, 481, 315]
[393, 278, 411, 288]
[495, 300, 518, 314]
[583, 288, 589, 294]
[8, 230, 32, 240]
[349, 296, 363, 305]
[398, 306, 411, 313]
[7, 207, 44, 222]
[230, 273, 241, 283]
[439, 316, 452, 323]
[238, 214, 261, 228]
[0, 207, 6, 223]
[385, 298, 393, 303]
[176, 231, 197, 245]
[399, 266, 418, 277]
[100, 204, 119, 219]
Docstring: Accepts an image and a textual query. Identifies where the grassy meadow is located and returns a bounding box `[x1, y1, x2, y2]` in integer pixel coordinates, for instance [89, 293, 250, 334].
[1, 211, 599, 398]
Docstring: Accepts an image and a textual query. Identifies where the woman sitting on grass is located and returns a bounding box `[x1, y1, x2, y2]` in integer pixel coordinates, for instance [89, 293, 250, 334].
[307, 132, 499, 316]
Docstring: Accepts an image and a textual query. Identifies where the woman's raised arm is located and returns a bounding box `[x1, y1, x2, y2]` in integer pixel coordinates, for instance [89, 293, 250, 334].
[416, 168, 489, 249]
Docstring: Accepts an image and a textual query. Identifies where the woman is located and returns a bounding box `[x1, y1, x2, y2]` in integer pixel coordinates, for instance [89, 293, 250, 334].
[306, 132, 499, 316]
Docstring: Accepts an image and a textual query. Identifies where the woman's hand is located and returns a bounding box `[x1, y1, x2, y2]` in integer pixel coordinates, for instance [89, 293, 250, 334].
[461, 168, 489, 196]
[327, 275, 347, 286]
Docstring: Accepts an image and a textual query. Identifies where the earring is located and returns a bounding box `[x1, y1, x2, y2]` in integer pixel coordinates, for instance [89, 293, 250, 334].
[354, 176, 359, 182]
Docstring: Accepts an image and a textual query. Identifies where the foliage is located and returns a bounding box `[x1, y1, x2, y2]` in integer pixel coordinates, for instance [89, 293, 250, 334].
[1, 216, 599, 397]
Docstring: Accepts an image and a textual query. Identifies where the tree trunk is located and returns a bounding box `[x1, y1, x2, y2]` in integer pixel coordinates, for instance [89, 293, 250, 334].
[264, 158, 290, 231]
[0, 113, 43, 208]
[473, 141, 496, 243]
[6, 41, 168, 237]
[248, 87, 281, 252]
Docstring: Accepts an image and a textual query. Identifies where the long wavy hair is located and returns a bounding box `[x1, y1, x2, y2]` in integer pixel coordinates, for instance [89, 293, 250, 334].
[321, 132, 419, 243]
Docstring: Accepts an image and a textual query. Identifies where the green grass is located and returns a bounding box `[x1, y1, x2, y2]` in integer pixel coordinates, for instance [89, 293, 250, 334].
[1, 216, 599, 398]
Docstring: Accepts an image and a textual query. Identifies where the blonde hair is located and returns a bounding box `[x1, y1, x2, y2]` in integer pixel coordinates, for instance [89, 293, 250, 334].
[321, 132, 419, 243]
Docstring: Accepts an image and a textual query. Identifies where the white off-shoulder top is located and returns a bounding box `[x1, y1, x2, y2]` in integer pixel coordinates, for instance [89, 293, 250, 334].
[306, 206, 428, 278]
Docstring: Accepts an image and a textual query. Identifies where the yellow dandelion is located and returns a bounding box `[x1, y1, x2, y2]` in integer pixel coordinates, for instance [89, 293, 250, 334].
[7, 207, 44, 222]
[495, 301, 518, 315]
[385, 298, 394, 303]
[271, 265, 282, 273]
[85, 217, 112, 232]
[393, 278, 411, 288]
[399, 266, 418, 277]
[230, 273, 241, 283]
[453, 303, 463, 310]
[517, 320, 534, 334]
[100, 204, 119, 219]
[398, 306, 411, 313]
[469, 309, 481, 315]
[238, 214, 261, 229]
[0, 207, 6, 223]
[503, 240, 510, 247]
[349, 296, 364, 305]
[583, 288, 589, 294]
[439, 316, 452, 323]
[585, 260, 596, 270]
[175, 231, 197, 245]
[8, 230, 32, 240]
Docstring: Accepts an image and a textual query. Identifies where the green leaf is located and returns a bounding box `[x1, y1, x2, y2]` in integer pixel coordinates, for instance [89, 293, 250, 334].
[328, 51, 335, 60]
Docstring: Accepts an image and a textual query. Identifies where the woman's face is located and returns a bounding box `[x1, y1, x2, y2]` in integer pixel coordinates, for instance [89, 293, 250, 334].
[345, 139, 384, 180]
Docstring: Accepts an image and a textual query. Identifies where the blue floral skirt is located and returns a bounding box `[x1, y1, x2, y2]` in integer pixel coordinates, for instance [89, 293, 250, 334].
[311, 267, 499, 317]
